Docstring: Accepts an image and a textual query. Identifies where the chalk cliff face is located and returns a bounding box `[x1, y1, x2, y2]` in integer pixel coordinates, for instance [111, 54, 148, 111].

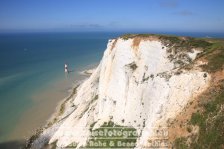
[48, 35, 210, 148]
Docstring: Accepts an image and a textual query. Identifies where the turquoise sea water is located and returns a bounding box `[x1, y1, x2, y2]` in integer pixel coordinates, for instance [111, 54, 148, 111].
[0, 32, 121, 144]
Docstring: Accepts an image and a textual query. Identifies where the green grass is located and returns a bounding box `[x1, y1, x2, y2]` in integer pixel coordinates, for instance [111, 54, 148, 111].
[190, 112, 204, 126]
[203, 52, 224, 72]
[187, 38, 212, 48]
[121, 34, 136, 40]
[82, 121, 137, 148]
[174, 83, 224, 149]
[120, 33, 216, 49]
[200, 41, 224, 72]
[174, 137, 188, 149]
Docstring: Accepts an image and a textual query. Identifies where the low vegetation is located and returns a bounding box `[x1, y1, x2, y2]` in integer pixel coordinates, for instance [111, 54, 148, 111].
[200, 41, 224, 72]
[174, 137, 188, 149]
[81, 121, 137, 148]
[173, 81, 224, 148]
[121, 34, 153, 40]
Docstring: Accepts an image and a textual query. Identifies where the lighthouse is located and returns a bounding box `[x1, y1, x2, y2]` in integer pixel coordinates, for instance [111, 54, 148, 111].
[65, 63, 68, 73]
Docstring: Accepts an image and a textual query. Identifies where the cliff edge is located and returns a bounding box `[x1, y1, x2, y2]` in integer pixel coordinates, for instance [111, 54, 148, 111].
[30, 34, 224, 149]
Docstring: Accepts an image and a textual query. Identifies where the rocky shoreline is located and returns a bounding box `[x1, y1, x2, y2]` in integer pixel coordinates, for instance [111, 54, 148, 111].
[25, 68, 96, 149]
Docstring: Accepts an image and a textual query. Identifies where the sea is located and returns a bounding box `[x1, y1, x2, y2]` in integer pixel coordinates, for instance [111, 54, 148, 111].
[0, 31, 223, 147]
[0, 32, 122, 146]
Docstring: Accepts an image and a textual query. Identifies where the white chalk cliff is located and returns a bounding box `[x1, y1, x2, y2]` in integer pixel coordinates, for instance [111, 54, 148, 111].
[46, 35, 210, 148]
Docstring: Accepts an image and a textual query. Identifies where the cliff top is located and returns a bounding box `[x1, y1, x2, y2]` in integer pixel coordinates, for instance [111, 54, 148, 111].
[119, 34, 224, 73]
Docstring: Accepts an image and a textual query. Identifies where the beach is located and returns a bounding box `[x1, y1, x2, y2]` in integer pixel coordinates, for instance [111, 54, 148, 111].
[10, 76, 74, 140]
[0, 65, 96, 149]
[25, 66, 96, 149]
[0, 77, 71, 147]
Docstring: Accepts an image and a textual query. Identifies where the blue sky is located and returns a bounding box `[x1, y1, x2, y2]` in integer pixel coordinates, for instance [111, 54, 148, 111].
[0, 0, 223, 32]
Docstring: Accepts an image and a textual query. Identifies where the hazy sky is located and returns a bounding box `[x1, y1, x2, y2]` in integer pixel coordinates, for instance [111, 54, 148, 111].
[0, 0, 223, 32]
